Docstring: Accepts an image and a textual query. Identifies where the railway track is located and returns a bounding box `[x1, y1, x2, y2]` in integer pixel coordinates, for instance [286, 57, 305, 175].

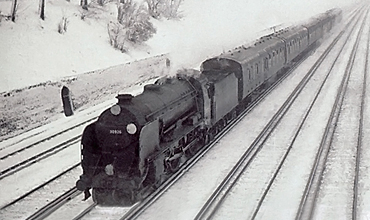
[193, 6, 366, 220]
[0, 118, 94, 160]
[296, 7, 369, 219]
[296, 7, 370, 220]
[0, 133, 82, 180]
[0, 165, 80, 219]
[0, 77, 159, 218]
[350, 14, 369, 220]
[0, 77, 160, 181]
[354, 13, 370, 219]
[26, 187, 82, 220]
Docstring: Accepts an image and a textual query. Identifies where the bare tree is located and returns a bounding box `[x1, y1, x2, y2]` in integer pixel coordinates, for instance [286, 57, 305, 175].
[146, 0, 162, 19]
[117, 0, 130, 25]
[80, 0, 88, 9]
[146, 0, 182, 19]
[163, 0, 182, 19]
[97, 0, 105, 6]
[109, 0, 156, 52]
[11, 0, 17, 22]
[39, 0, 45, 20]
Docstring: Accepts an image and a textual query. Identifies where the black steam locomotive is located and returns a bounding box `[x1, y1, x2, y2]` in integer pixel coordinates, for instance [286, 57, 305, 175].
[74, 8, 342, 205]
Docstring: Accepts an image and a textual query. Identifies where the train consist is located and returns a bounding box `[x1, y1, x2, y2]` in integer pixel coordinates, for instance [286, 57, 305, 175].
[75, 8, 342, 205]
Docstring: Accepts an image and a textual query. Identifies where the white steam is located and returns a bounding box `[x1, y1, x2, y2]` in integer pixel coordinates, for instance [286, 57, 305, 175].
[148, 0, 357, 74]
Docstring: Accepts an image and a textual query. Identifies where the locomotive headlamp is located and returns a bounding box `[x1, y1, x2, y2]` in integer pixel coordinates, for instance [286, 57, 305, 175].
[126, 123, 137, 134]
[105, 164, 114, 176]
[110, 105, 121, 116]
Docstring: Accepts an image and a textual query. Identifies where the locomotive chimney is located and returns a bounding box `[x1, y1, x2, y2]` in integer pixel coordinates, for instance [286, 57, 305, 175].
[116, 94, 133, 104]
[144, 84, 160, 91]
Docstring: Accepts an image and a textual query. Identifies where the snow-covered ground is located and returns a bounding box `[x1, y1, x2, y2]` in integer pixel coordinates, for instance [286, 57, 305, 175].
[0, 0, 356, 93]
[0, 0, 358, 145]
[0, 0, 365, 219]
[313, 12, 370, 220]
[0, 54, 168, 142]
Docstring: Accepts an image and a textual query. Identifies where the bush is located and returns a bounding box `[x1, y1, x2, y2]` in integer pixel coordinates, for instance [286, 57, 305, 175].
[163, 0, 182, 19]
[107, 21, 127, 52]
[146, 0, 182, 19]
[146, 0, 161, 19]
[97, 0, 106, 6]
[108, 1, 156, 52]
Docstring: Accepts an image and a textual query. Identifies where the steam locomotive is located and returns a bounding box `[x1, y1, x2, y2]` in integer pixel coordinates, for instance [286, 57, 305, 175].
[74, 8, 342, 205]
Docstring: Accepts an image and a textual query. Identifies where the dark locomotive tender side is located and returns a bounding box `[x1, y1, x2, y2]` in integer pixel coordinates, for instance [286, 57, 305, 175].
[76, 8, 342, 206]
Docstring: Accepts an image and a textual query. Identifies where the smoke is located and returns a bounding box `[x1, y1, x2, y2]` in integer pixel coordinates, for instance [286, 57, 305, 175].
[148, 0, 357, 74]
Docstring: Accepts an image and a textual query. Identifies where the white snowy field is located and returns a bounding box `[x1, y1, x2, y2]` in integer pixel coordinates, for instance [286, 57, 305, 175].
[0, 0, 357, 93]
[0, 0, 359, 143]
[0, 0, 367, 219]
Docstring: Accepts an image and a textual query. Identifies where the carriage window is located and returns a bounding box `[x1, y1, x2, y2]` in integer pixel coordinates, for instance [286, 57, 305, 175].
[269, 53, 272, 67]
[255, 63, 259, 74]
[248, 69, 251, 80]
[264, 58, 268, 71]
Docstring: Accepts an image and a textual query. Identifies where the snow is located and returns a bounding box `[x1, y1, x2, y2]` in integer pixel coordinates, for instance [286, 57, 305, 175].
[0, 0, 358, 142]
[0, 0, 356, 93]
[0, 55, 167, 142]
[313, 14, 370, 220]
[0, 143, 80, 207]
[0, 0, 366, 219]
[359, 28, 370, 218]
[242, 16, 365, 220]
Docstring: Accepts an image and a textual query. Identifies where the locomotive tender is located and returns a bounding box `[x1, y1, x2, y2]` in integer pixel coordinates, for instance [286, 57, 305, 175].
[76, 8, 342, 205]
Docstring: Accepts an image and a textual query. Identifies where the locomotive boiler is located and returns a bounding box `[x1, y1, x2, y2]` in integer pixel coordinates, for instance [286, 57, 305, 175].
[76, 71, 207, 205]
